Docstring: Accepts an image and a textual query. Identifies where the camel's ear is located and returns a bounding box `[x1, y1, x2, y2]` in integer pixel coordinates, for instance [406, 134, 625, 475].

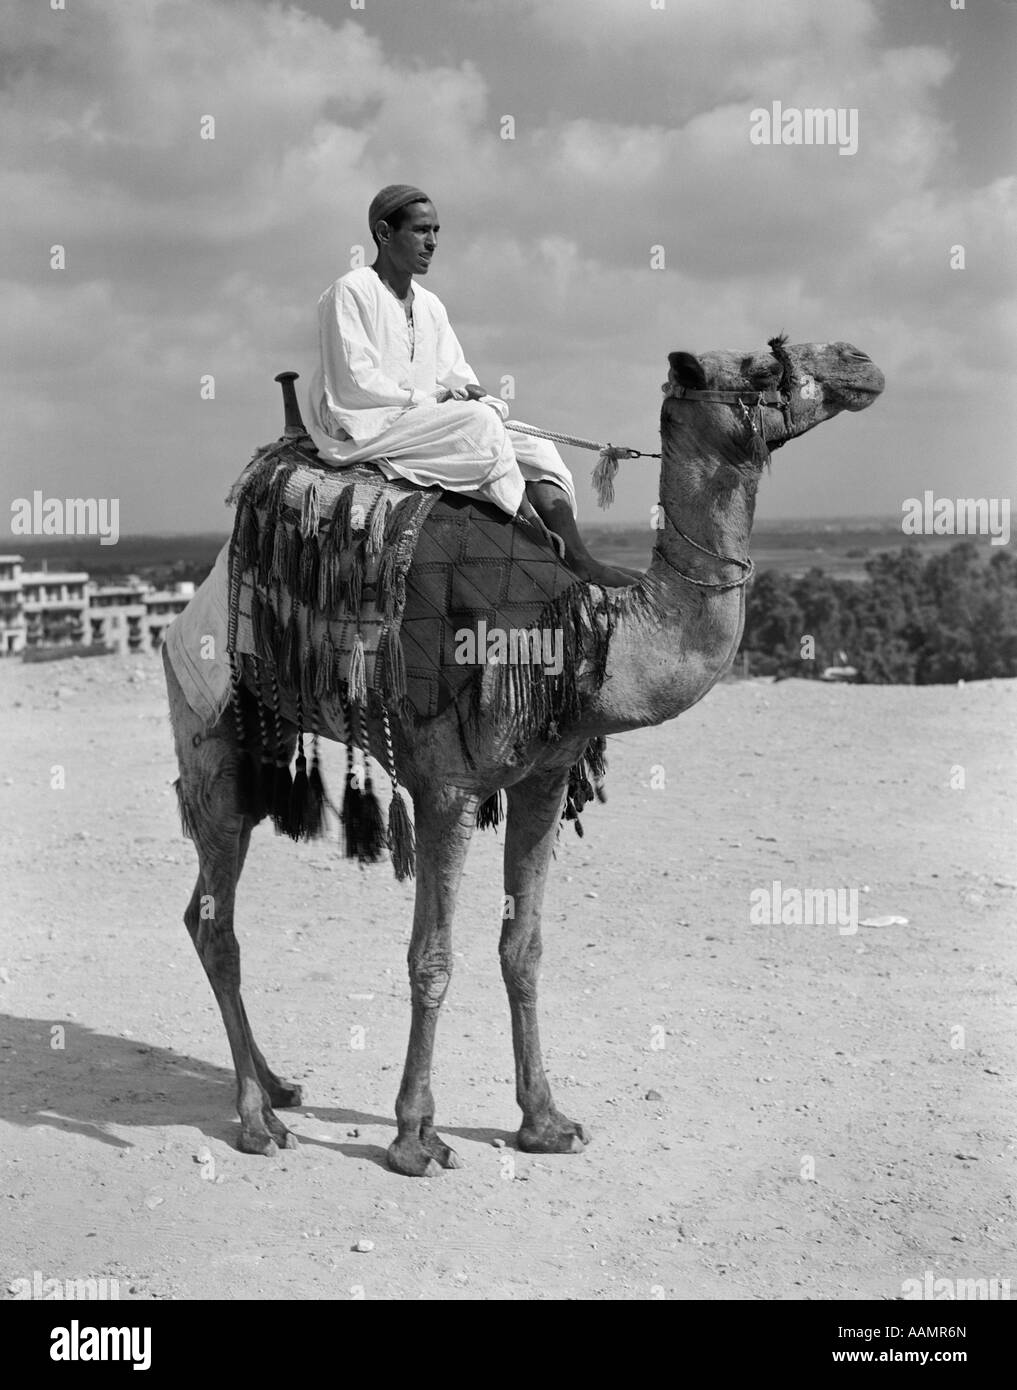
[668, 351, 708, 391]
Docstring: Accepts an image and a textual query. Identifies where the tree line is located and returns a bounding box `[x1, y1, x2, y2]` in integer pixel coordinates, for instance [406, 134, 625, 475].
[740, 542, 1017, 683]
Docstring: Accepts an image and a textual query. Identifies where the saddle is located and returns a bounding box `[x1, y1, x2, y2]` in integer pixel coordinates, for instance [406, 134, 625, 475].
[217, 374, 610, 879]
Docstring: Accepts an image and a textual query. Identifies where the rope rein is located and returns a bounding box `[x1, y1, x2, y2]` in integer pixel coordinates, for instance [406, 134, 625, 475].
[505, 418, 659, 510]
[505, 418, 659, 459]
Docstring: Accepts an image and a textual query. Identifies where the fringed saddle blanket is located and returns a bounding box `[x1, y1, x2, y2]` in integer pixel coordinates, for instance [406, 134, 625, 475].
[169, 436, 610, 881]
[226, 439, 439, 720]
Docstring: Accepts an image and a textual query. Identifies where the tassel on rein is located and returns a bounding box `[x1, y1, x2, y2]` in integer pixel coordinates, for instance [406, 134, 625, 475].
[591, 447, 621, 509]
[503, 420, 656, 511]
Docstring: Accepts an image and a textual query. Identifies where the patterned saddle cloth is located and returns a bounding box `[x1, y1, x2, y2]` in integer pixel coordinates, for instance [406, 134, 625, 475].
[225, 438, 612, 746]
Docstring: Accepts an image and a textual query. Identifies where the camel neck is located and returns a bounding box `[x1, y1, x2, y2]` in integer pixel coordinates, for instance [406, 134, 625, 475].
[648, 434, 757, 592]
[586, 438, 757, 734]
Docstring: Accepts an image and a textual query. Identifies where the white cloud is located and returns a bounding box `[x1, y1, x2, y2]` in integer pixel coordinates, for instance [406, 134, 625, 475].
[1, 0, 1012, 526]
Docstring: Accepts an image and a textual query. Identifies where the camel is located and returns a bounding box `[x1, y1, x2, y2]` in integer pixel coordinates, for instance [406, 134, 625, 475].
[163, 335, 884, 1176]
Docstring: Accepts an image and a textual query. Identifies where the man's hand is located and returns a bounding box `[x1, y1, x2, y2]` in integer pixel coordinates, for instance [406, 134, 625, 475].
[436, 383, 488, 403]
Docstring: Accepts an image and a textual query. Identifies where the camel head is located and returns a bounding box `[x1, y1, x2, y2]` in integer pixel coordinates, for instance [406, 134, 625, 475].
[661, 336, 885, 474]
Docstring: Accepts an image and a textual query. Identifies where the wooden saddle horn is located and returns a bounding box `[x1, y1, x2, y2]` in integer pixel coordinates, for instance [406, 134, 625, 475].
[274, 370, 311, 440]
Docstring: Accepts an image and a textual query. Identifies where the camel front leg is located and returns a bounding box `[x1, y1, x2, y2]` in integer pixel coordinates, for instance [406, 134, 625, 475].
[387, 786, 477, 1177]
[502, 769, 589, 1155]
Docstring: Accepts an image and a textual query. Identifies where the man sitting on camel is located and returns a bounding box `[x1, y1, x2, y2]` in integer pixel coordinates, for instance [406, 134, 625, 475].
[306, 183, 633, 587]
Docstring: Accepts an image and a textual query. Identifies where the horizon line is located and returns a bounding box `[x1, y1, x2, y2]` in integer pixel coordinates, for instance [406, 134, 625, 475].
[4, 514, 923, 545]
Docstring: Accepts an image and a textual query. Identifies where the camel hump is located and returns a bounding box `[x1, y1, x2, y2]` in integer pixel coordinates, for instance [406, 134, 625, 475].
[274, 371, 309, 439]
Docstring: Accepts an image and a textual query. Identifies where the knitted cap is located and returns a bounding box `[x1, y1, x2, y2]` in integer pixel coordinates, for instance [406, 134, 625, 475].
[368, 184, 431, 236]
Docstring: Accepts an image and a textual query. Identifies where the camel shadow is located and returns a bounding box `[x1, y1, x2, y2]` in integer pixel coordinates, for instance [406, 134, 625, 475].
[0, 1015, 512, 1168]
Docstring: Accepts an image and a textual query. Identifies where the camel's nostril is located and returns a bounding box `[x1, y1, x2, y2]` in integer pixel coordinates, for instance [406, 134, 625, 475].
[848, 349, 871, 362]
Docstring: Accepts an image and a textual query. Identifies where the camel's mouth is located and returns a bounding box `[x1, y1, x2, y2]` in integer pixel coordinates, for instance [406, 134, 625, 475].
[821, 348, 885, 411]
[842, 372, 886, 410]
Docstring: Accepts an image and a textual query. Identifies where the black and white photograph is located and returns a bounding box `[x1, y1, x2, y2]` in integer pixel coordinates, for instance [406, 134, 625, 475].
[2, 0, 1014, 1342]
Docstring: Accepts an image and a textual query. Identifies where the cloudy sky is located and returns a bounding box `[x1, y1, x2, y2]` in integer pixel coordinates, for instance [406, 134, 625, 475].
[3, 0, 1015, 532]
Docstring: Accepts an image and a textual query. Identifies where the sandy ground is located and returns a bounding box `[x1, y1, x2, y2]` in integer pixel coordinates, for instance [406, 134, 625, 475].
[1, 653, 1014, 1301]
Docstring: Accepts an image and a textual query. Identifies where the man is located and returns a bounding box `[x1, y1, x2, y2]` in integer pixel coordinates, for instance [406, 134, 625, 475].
[306, 184, 634, 586]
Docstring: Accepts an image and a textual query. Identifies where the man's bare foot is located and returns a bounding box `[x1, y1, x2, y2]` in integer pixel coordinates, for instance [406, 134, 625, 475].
[565, 556, 639, 588]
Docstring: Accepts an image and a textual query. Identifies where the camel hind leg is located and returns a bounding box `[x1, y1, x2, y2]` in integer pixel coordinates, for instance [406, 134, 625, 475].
[182, 840, 302, 1111]
[165, 648, 299, 1155]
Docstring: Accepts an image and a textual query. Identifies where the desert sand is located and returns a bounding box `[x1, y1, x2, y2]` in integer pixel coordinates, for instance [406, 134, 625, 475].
[1, 653, 1014, 1300]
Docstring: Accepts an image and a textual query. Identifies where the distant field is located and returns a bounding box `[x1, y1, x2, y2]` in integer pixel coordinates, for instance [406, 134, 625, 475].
[585, 520, 1014, 581]
[7, 519, 1013, 587]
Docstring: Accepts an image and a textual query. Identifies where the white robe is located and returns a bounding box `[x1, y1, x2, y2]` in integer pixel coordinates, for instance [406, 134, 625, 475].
[306, 266, 576, 517]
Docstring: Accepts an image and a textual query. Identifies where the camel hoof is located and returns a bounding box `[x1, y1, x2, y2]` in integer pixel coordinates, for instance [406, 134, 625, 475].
[237, 1106, 298, 1156]
[517, 1117, 589, 1155]
[386, 1134, 461, 1177]
[422, 1133, 463, 1170]
[237, 1128, 279, 1157]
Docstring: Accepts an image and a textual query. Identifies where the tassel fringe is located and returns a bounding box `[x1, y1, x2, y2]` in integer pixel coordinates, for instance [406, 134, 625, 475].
[387, 787, 415, 881]
[592, 447, 620, 508]
[348, 632, 367, 706]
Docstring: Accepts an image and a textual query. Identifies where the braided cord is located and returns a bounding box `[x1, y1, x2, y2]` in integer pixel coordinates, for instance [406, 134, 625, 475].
[505, 419, 658, 460]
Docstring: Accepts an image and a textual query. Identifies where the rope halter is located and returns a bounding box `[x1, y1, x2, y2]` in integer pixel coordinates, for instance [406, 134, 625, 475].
[661, 334, 808, 469]
[652, 500, 755, 591]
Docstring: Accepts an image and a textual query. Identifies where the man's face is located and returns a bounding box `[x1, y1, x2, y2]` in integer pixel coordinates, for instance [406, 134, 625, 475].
[380, 200, 439, 276]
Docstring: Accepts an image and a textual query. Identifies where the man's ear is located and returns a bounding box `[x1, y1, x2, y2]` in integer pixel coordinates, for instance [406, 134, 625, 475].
[667, 351, 708, 390]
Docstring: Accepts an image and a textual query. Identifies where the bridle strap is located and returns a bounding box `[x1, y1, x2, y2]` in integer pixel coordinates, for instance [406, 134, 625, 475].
[668, 385, 787, 407]
[663, 382, 803, 452]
